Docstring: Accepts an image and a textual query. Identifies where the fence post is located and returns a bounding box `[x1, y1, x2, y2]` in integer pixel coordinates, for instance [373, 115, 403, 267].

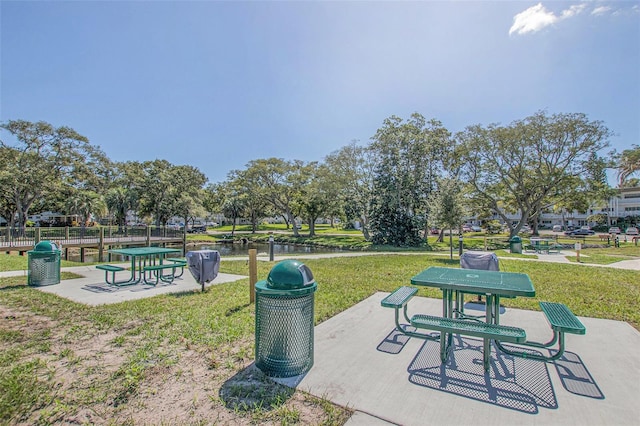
[34, 227, 41, 245]
[146, 226, 151, 246]
[249, 249, 257, 304]
[99, 227, 105, 262]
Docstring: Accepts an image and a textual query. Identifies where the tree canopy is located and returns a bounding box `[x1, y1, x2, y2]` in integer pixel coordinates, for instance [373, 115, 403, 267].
[455, 111, 613, 237]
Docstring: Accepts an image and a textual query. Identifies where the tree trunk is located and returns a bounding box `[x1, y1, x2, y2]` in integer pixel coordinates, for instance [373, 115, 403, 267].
[287, 211, 299, 237]
[308, 217, 316, 237]
[360, 215, 371, 241]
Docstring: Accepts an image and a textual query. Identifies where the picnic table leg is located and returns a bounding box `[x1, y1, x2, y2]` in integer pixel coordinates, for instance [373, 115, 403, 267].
[439, 289, 455, 363]
[483, 294, 494, 371]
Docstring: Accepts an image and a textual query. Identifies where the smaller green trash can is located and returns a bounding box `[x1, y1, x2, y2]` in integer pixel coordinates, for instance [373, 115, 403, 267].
[509, 235, 522, 254]
[28, 241, 61, 286]
[255, 260, 317, 378]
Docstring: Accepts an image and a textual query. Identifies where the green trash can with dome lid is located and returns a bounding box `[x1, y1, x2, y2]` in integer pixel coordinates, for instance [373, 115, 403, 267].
[255, 259, 317, 377]
[509, 235, 522, 254]
[28, 241, 62, 286]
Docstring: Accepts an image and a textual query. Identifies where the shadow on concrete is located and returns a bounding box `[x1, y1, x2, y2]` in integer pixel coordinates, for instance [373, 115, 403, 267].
[376, 325, 438, 355]
[552, 350, 605, 399]
[407, 337, 558, 414]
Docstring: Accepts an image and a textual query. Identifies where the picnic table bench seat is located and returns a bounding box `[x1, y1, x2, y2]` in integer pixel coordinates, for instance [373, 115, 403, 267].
[381, 286, 418, 309]
[163, 258, 187, 277]
[539, 301, 586, 335]
[143, 263, 181, 285]
[96, 264, 127, 285]
[409, 314, 527, 343]
[494, 301, 586, 362]
[96, 264, 125, 272]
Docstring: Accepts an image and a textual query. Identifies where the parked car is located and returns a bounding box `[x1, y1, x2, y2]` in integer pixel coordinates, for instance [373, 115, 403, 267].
[552, 225, 562, 232]
[564, 228, 595, 236]
[187, 225, 207, 233]
[608, 226, 621, 234]
[429, 228, 440, 235]
[471, 225, 482, 232]
[462, 225, 472, 232]
[626, 227, 639, 236]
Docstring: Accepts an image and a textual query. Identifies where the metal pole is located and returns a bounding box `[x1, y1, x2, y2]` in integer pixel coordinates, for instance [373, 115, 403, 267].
[269, 235, 274, 262]
[458, 235, 463, 256]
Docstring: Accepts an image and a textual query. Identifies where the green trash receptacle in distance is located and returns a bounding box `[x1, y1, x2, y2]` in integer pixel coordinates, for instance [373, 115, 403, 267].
[255, 259, 317, 378]
[28, 241, 61, 286]
[509, 235, 522, 254]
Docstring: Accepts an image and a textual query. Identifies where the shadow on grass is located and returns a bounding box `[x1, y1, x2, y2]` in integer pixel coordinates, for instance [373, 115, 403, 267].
[219, 364, 295, 412]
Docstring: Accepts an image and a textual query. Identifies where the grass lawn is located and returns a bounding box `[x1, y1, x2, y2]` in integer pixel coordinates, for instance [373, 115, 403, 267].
[0, 253, 94, 272]
[1, 247, 638, 424]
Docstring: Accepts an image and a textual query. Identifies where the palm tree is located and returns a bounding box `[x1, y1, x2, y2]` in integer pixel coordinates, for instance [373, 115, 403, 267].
[105, 187, 137, 229]
[65, 190, 106, 235]
[618, 145, 640, 187]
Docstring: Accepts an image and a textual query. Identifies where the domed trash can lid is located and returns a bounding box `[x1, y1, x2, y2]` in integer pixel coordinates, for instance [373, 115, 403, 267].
[33, 241, 60, 252]
[509, 235, 522, 243]
[255, 259, 317, 295]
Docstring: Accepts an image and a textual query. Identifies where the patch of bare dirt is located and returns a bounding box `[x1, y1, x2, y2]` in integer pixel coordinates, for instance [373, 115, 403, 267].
[1, 304, 350, 425]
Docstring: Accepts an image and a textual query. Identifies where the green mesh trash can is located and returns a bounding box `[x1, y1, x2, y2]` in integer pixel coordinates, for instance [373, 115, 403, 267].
[28, 241, 61, 286]
[255, 260, 317, 377]
[509, 235, 522, 254]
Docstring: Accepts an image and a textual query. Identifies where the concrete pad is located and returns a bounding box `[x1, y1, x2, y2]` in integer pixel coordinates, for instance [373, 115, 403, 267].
[298, 293, 640, 426]
[34, 266, 247, 305]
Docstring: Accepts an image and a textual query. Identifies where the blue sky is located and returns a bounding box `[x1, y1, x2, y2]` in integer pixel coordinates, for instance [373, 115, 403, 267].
[2, 1, 639, 184]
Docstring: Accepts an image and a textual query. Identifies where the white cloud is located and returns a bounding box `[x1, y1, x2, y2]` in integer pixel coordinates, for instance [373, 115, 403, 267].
[591, 6, 611, 16]
[561, 3, 587, 18]
[509, 2, 587, 36]
[509, 3, 557, 36]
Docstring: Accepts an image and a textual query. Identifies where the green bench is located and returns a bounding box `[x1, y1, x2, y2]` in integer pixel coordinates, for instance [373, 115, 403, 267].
[381, 286, 444, 341]
[142, 263, 181, 285]
[547, 243, 562, 254]
[494, 301, 585, 362]
[410, 314, 527, 343]
[381, 286, 527, 368]
[96, 264, 127, 285]
[539, 301, 586, 335]
[164, 258, 187, 278]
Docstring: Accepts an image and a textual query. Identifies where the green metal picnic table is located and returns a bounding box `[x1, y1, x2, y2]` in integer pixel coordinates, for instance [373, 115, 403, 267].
[410, 266, 535, 369]
[529, 238, 554, 253]
[107, 247, 182, 285]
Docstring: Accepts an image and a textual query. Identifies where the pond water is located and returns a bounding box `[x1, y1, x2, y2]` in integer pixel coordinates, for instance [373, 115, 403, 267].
[65, 242, 342, 263]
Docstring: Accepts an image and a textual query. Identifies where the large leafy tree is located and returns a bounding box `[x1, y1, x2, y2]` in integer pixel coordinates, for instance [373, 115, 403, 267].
[323, 141, 376, 240]
[456, 111, 613, 237]
[617, 145, 640, 187]
[170, 165, 208, 228]
[297, 162, 338, 237]
[0, 120, 108, 228]
[137, 160, 175, 226]
[136, 161, 207, 226]
[226, 169, 270, 233]
[368, 113, 451, 246]
[242, 158, 307, 237]
[428, 178, 466, 259]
